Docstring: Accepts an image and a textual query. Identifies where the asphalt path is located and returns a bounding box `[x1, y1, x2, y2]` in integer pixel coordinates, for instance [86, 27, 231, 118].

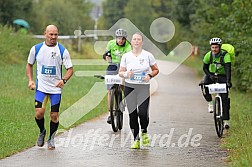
[0, 60, 227, 167]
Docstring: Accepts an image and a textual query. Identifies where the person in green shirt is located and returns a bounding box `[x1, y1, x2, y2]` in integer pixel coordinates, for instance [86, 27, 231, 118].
[199, 37, 232, 129]
[103, 29, 132, 124]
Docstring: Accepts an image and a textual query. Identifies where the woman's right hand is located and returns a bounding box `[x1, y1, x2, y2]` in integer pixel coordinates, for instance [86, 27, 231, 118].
[128, 70, 134, 78]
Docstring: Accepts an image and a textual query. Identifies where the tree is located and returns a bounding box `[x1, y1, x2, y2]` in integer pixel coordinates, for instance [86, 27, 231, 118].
[222, 0, 252, 92]
[150, 0, 195, 52]
[0, 0, 33, 25]
[190, 0, 234, 53]
[150, 0, 174, 18]
[30, 0, 93, 35]
[124, 0, 155, 39]
[172, 0, 196, 29]
[101, 0, 129, 29]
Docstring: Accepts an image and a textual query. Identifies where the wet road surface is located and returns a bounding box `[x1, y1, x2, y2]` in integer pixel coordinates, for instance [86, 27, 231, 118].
[0, 61, 227, 167]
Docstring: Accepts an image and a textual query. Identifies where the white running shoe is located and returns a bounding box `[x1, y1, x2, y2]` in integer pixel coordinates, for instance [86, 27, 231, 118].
[208, 102, 213, 113]
[47, 139, 55, 150]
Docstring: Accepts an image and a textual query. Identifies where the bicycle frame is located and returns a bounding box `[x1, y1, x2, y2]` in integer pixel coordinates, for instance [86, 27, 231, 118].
[94, 74, 124, 132]
[214, 93, 223, 119]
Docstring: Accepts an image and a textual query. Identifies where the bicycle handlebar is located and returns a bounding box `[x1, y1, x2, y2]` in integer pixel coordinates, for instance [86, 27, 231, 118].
[94, 75, 105, 80]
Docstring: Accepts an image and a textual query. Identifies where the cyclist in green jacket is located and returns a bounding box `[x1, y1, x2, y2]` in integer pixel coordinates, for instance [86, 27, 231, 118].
[199, 37, 232, 129]
[103, 29, 132, 124]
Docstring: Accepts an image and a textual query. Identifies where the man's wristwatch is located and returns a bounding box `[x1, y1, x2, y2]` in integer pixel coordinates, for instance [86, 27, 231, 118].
[148, 74, 153, 79]
[62, 79, 67, 84]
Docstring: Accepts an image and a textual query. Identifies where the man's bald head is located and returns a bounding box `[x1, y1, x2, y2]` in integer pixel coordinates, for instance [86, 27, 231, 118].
[44, 25, 58, 46]
[45, 25, 58, 33]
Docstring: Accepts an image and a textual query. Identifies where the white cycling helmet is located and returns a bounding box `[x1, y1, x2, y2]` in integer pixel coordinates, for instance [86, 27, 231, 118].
[115, 28, 127, 38]
[209, 37, 222, 45]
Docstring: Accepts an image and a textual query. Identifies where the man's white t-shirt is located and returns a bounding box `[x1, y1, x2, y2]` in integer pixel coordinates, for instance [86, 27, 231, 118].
[27, 42, 73, 94]
[120, 49, 156, 84]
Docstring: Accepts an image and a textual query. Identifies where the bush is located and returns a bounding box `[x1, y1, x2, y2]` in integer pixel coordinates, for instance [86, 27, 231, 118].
[0, 25, 39, 65]
[234, 54, 252, 92]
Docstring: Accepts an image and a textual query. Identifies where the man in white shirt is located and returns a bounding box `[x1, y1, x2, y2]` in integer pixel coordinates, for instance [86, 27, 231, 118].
[26, 25, 73, 150]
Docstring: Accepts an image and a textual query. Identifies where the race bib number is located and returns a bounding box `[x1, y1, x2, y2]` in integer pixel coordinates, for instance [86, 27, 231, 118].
[41, 65, 56, 76]
[130, 73, 145, 82]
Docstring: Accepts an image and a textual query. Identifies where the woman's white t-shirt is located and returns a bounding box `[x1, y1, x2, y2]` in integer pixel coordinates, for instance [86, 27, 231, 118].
[120, 49, 156, 84]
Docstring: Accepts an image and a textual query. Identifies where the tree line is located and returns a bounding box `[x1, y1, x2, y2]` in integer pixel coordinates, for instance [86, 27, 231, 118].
[0, 0, 94, 34]
[101, 0, 252, 92]
[0, 0, 251, 92]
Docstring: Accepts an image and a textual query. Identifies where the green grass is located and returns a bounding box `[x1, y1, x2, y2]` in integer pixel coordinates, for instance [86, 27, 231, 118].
[223, 91, 252, 167]
[0, 63, 108, 159]
[0, 25, 110, 159]
[184, 56, 252, 167]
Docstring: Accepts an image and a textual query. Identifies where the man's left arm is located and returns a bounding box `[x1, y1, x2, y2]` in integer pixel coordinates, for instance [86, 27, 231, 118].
[62, 49, 73, 82]
[55, 67, 73, 88]
[63, 67, 73, 81]
[224, 53, 232, 88]
[56, 48, 73, 87]
[224, 63, 232, 88]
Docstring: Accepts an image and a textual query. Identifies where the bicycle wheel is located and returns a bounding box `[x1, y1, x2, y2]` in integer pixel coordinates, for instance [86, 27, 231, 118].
[110, 89, 119, 132]
[117, 90, 123, 130]
[214, 96, 224, 137]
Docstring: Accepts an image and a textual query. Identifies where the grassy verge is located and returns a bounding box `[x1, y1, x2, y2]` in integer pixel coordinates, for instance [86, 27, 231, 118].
[0, 63, 108, 159]
[184, 56, 252, 167]
[223, 91, 252, 167]
[0, 25, 109, 159]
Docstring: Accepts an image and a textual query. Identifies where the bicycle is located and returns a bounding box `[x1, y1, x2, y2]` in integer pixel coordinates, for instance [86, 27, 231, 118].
[206, 73, 229, 138]
[94, 74, 124, 132]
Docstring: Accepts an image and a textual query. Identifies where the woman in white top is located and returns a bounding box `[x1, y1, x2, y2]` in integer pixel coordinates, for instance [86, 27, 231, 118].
[119, 33, 159, 149]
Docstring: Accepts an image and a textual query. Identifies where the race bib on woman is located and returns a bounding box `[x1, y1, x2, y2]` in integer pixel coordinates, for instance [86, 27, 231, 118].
[130, 72, 145, 82]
